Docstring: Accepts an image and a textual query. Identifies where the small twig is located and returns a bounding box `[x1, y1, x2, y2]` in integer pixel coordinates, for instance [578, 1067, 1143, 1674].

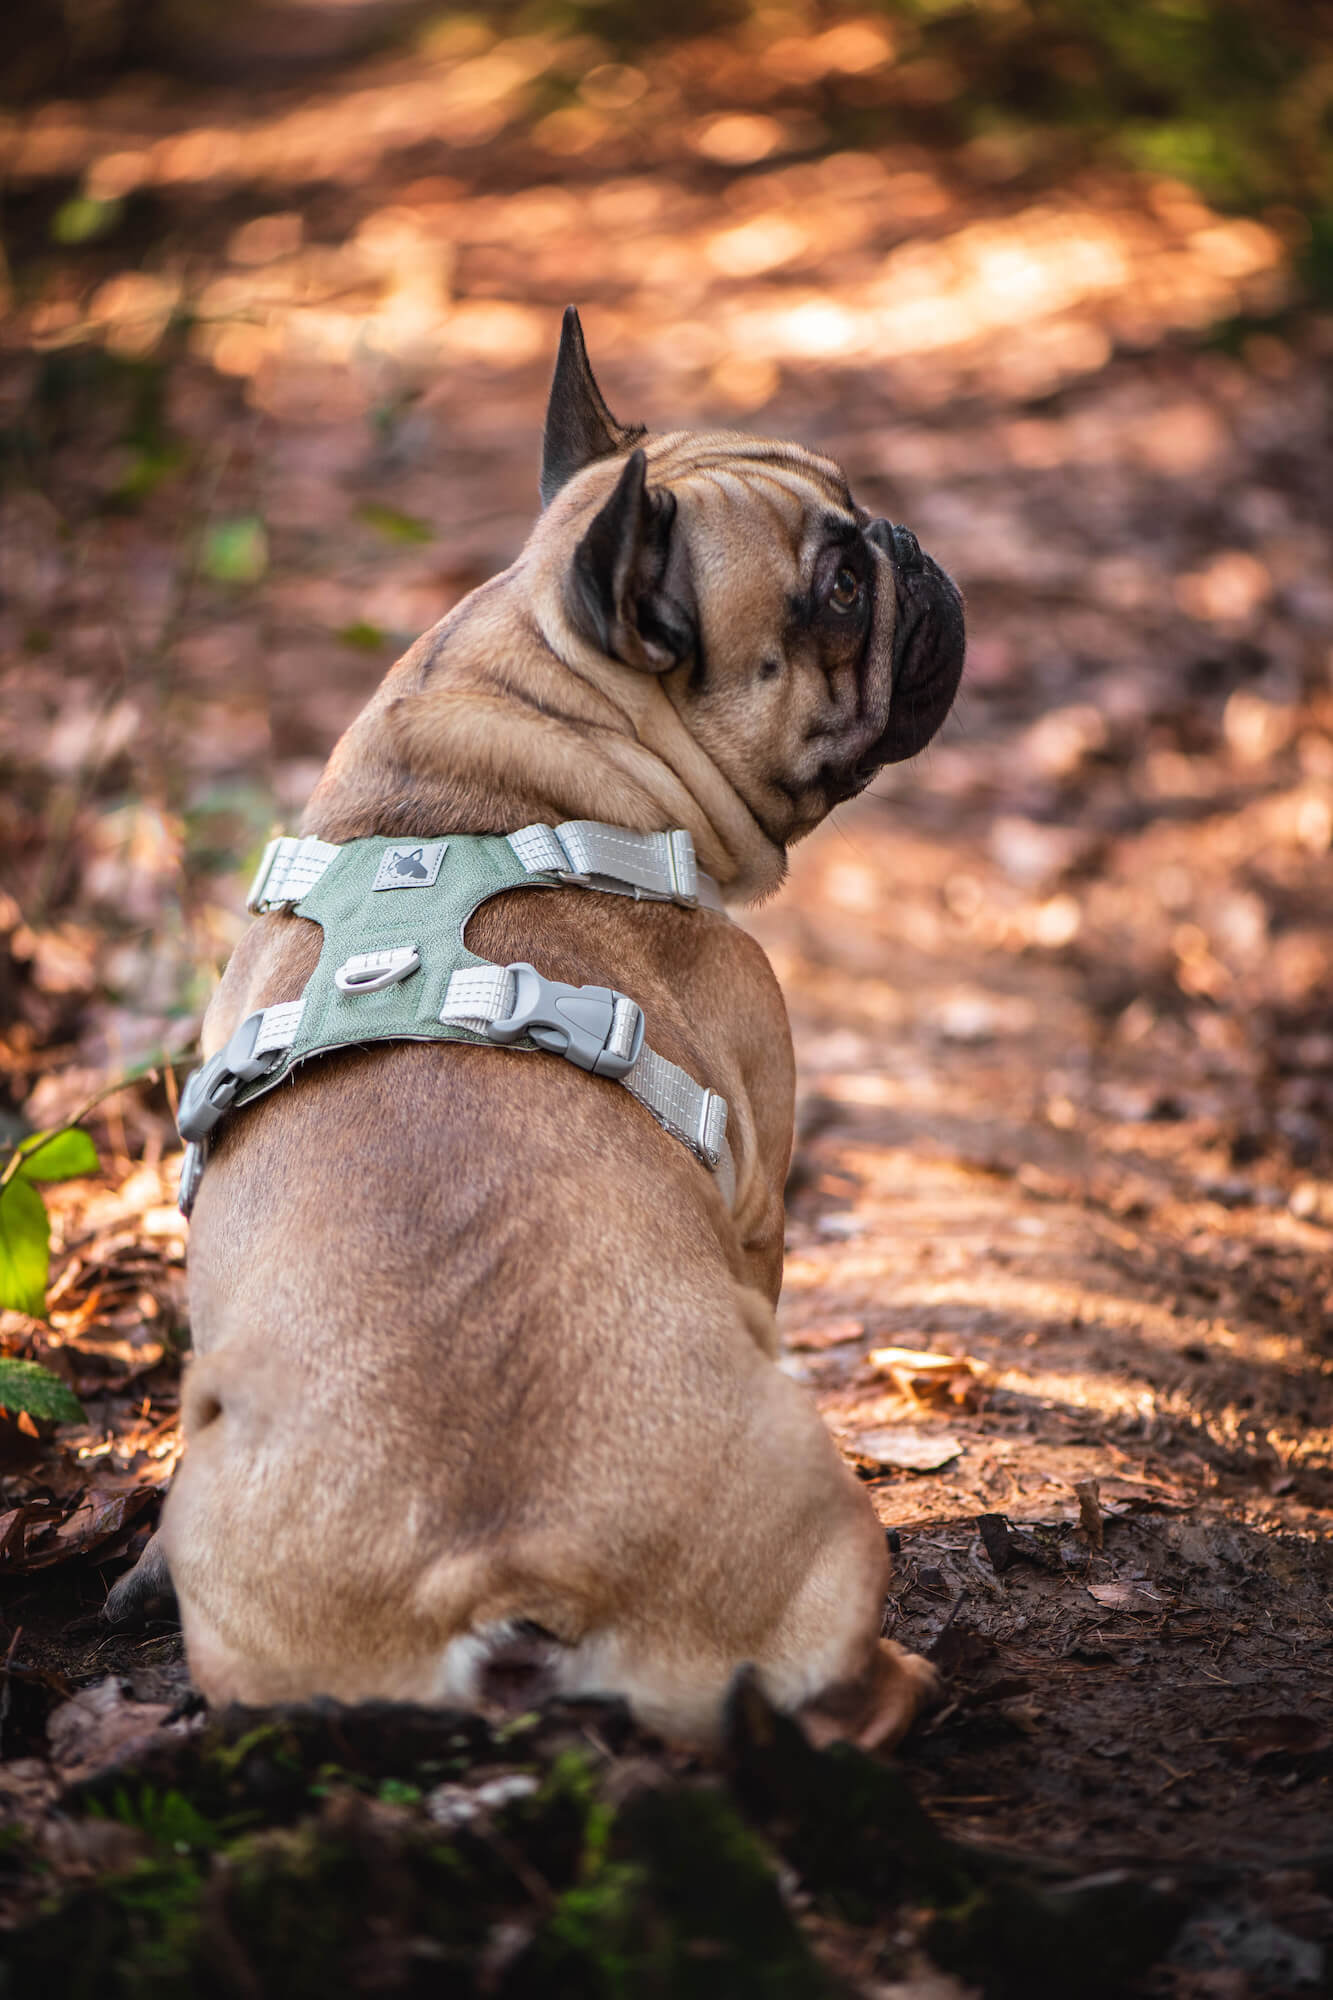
[0, 1624, 23, 1759]
[0, 1059, 195, 1190]
[936, 1590, 969, 1639]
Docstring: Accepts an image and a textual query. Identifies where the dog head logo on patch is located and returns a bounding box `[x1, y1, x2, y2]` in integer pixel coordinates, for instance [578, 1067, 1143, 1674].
[371, 841, 448, 892]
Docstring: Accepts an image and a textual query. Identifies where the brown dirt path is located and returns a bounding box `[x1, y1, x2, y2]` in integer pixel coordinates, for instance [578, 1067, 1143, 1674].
[753, 802, 1333, 1874]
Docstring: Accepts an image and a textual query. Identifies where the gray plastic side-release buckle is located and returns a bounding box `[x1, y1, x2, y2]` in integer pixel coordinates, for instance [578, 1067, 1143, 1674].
[485, 962, 645, 1079]
[178, 1139, 206, 1218]
[176, 1011, 284, 1144]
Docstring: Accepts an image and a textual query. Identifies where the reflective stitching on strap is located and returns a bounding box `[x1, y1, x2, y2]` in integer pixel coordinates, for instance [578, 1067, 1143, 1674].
[507, 824, 569, 876]
[622, 1046, 727, 1170]
[557, 823, 691, 901]
[248, 836, 342, 913]
[252, 999, 305, 1056]
[506, 821, 724, 911]
[437, 964, 512, 1033]
[252, 825, 724, 915]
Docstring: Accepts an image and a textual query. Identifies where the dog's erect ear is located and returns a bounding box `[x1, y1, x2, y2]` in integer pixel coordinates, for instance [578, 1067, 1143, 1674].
[567, 447, 696, 673]
[541, 306, 645, 507]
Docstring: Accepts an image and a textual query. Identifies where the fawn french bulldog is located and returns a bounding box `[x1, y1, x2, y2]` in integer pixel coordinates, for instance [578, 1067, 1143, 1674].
[115, 310, 964, 1747]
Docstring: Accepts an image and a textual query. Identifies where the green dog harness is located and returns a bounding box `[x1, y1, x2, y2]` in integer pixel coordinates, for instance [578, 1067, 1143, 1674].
[176, 820, 734, 1215]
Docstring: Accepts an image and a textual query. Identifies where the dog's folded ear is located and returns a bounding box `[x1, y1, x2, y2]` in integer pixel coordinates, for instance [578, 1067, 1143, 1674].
[567, 446, 697, 673]
[541, 305, 645, 507]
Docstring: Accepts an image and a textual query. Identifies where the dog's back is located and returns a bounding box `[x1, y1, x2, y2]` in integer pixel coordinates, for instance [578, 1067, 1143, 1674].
[164, 890, 874, 1739]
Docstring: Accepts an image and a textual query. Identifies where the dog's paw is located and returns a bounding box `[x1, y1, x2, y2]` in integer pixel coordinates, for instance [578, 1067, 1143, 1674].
[797, 1636, 942, 1752]
[859, 1637, 942, 1750]
[103, 1531, 178, 1628]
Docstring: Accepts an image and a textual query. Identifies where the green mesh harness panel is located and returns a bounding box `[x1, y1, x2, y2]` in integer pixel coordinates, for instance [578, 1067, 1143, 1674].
[233, 834, 554, 1113]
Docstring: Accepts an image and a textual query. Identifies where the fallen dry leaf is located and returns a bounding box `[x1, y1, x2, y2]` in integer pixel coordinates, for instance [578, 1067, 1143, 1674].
[1099, 1479, 1196, 1516]
[46, 1678, 177, 1779]
[64, 1334, 167, 1390]
[0, 1499, 65, 1564]
[849, 1426, 963, 1473]
[866, 1345, 987, 1409]
[0, 1486, 156, 1573]
[1086, 1580, 1169, 1613]
[1226, 1714, 1330, 1763]
[977, 1513, 1067, 1574]
[48, 1487, 156, 1562]
[786, 1319, 865, 1352]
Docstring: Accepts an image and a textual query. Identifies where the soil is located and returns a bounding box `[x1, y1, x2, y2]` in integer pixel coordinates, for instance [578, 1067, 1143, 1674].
[1, 13, 1331, 1994]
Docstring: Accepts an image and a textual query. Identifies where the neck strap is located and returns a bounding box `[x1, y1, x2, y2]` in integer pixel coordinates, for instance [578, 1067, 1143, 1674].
[248, 819, 726, 917]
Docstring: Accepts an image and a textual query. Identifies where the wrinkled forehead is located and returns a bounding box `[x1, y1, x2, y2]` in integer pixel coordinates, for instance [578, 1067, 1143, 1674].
[646, 431, 856, 567]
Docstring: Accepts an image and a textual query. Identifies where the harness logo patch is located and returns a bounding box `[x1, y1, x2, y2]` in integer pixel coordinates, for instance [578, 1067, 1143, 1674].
[372, 841, 448, 892]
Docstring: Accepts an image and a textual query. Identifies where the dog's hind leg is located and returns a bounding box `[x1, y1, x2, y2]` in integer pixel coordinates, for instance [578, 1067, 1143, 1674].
[531, 1354, 942, 1750]
[103, 1530, 177, 1627]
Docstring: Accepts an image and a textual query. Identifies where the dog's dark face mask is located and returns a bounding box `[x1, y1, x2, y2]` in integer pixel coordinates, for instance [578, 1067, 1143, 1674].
[542, 308, 966, 849]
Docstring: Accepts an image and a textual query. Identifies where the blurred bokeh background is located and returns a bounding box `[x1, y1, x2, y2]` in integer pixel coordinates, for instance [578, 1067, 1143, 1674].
[3, 2, 1333, 1899]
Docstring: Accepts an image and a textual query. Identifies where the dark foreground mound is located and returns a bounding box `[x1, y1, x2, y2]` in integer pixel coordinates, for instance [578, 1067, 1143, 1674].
[0, 1679, 1199, 1999]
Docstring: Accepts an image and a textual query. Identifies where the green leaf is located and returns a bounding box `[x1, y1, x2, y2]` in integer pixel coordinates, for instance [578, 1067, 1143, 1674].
[377, 1778, 422, 1806]
[0, 1356, 84, 1425]
[50, 195, 124, 246]
[202, 516, 269, 585]
[15, 1127, 100, 1184]
[0, 1175, 50, 1317]
[337, 620, 387, 652]
[356, 502, 433, 545]
[111, 441, 187, 507]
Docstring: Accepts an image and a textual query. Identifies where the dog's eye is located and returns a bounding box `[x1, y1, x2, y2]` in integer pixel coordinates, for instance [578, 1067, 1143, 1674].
[829, 565, 861, 612]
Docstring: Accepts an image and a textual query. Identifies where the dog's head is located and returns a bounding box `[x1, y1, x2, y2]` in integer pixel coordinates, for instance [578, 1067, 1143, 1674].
[534, 308, 965, 849]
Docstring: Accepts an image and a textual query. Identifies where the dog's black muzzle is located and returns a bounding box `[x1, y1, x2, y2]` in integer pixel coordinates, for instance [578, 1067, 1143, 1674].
[865, 517, 966, 766]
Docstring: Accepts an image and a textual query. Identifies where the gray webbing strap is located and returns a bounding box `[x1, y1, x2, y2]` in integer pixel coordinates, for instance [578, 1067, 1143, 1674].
[249, 822, 725, 916]
[440, 965, 734, 1196]
[251, 998, 306, 1055]
[247, 836, 343, 914]
[624, 1046, 732, 1189]
[507, 822, 725, 912]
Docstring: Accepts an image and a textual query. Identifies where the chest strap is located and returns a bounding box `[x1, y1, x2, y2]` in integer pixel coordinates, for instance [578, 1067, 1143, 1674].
[177, 821, 734, 1215]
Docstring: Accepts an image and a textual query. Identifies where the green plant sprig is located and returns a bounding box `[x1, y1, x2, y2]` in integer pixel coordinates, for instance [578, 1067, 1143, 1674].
[0, 1058, 192, 1424]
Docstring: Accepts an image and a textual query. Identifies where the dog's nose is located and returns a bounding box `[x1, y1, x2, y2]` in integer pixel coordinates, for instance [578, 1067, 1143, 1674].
[866, 518, 925, 573]
[889, 522, 923, 572]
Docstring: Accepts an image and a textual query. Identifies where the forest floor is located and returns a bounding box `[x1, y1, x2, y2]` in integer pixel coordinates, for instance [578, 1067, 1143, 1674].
[1, 14, 1331, 1996]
